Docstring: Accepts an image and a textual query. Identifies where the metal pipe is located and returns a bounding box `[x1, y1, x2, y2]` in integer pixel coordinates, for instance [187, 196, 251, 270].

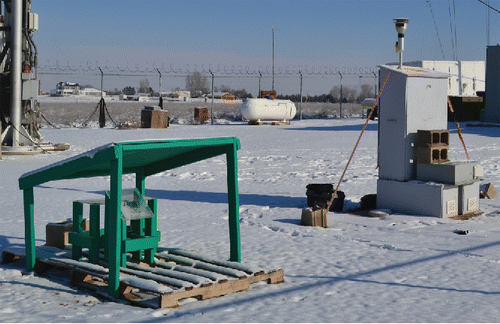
[398, 36, 404, 68]
[11, 0, 23, 147]
[272, 27, 275, 91]
[210, 70, 214, 124]
[299, 71, 303, 120]
[338, 71, 343, 118]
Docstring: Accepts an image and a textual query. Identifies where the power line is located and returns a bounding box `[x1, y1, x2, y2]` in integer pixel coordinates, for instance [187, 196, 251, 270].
[447, 0, 456, 60]
[426, 0, 446, 60]
[477, 0, 500, 14]
[453, 0, 458, 60]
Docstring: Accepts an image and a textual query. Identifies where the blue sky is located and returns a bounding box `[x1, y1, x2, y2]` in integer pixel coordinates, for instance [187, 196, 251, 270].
[32, 0, 498, 94]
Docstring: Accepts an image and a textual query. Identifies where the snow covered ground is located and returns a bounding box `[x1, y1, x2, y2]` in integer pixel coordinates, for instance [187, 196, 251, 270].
[1, 118, 499, 322]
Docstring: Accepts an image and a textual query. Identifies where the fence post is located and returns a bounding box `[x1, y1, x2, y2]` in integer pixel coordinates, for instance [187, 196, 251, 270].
[299, 71, 303, 120]
[210, 70, 214, 124]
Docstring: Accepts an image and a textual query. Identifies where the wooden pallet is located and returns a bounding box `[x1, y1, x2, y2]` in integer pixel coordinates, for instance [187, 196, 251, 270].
[2, 246, 284, 309]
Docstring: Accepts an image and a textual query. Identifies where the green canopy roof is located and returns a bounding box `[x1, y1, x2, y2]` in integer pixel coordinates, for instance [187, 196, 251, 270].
[19, 137, 241, 190]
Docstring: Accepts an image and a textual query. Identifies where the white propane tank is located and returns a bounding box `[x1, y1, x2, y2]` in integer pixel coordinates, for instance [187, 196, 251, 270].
[241, 98, 296, 122]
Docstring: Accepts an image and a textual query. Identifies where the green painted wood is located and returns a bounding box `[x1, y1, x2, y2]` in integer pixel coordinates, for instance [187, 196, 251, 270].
[18, 137, 242, 297]
[123, 236, 161, 253]
[226, 146, 241, 262]
[89, 204, 101, 264]
[108, 152, 123, 298]
[144, 198, 158, 263]
[68, 232, 94, 247]
[19, 138, 241, 190]
[71, 201, 84, 261]
[23, 188, 35, 272]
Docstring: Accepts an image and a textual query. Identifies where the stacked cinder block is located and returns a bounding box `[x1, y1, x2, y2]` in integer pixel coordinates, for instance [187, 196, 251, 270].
[416, 129, 449, 164]
[141, 106, 170, 129]
[414, 129, 483, 216]
[194, 107, 210, 124]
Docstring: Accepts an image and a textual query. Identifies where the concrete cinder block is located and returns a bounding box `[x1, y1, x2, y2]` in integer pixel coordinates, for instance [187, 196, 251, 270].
[377, 179, 459, 218]
[459, 181, 480, 215]
[416, 144, 449, 164]
[480, 183, 497, 199]
[417, 129, 450, 146]
[46, 219, 89, 249]
[301, 208, 328, 227]
[141, 109, 169, 128]
[194, 107, 210, 123]
[416, 161, 480, 185]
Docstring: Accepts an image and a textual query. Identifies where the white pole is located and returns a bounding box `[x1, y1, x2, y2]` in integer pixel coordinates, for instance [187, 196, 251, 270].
[11, 0, 23, 147]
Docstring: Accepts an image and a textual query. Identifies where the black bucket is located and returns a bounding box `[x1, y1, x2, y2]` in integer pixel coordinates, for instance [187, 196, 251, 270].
[306, 183, 345, 212]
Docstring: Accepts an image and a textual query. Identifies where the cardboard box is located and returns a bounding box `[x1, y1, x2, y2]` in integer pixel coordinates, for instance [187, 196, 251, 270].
[301, 208, 328, 227]
[480, 183, 497, 199]
[46, 219, 89, 249]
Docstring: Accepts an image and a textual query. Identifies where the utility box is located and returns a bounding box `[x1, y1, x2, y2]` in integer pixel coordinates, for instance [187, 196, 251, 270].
[141, 107, 169, 129]
[458, 181, 480, 215]
[377, 179, 459, 218]
[378, 65, 449, 182]
[484, 45, 500, 123]
[416, 161, 480, 185]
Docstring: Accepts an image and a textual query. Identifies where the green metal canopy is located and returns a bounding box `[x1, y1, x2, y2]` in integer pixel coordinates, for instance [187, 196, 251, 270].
[19, 137, 241, 297]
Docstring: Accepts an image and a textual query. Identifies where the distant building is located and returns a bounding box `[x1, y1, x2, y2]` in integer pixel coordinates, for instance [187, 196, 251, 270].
[172, 90, 191, 99]
[50, 81, 80, 96]
[49, 82, 106, 97]
[79, 87, 105, 97]
[404, 61, 485, 96]
[204, 92, 231, 99]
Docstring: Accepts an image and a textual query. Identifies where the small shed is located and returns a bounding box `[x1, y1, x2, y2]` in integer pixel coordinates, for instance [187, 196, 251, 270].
[18, 137, 241, 297]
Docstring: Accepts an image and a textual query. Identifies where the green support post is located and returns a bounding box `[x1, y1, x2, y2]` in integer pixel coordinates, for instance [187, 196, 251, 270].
[108, 152, 123, 298]
[89, 204, 101, 264]
[72, 201, 84, 260]
[23, 188, 36, 272]
[226, 145, 241, 262]
[143, 198, 158, 264]
[131, 169, 147, 260]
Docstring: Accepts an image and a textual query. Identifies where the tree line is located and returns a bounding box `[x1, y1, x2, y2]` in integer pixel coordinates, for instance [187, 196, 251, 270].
[104, 72, 375, 103]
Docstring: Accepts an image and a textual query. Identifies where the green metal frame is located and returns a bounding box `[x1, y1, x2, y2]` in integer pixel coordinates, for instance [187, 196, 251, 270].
[18, 137, 241, 298]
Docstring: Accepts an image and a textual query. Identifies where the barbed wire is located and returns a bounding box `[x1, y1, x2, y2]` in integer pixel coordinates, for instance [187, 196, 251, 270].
[37, 61, 378, 76]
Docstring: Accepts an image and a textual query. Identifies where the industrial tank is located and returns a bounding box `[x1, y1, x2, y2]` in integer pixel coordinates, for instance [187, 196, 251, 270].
[241, 98, 296, 122]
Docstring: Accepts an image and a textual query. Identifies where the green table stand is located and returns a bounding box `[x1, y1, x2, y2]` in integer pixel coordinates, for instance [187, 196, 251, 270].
[19, 137, 241, 298]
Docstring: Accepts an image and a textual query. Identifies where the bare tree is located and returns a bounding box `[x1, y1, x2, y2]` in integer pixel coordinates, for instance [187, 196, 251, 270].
[344, 87, 358, 102]
[185, 72, 209, 97]
[357, 83, 374, 101]
[330, 86, 341, 102]
[138, 78, 150, 93]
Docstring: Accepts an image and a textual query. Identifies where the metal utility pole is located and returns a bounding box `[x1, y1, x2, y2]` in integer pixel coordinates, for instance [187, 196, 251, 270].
[1, 0, 42, 154]
[10, 0, 23, 149]
[98, 67, 105, 128]
[157, 68, 163, 109]
[258, 72, 262, 97]
[210, 70, 214, 124]
[338, 71, 343, 118]
[299, 71, 303, 120]
[272, 26, 276, 91]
